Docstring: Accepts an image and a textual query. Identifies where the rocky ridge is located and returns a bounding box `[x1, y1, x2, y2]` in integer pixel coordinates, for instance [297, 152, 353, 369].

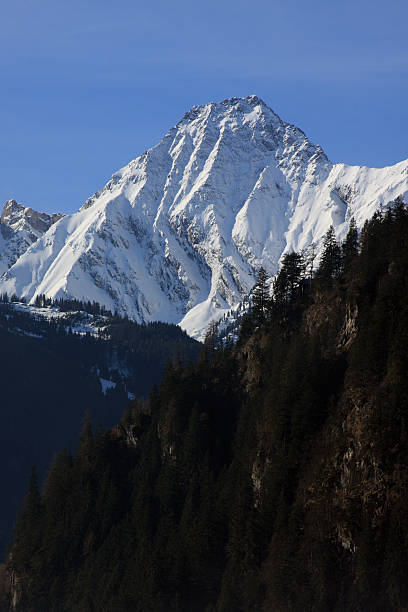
[0, 200, 63, 277]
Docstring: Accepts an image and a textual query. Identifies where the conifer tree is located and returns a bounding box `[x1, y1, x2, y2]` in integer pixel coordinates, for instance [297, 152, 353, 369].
[273, 252, 304, 304]
[316, 225, 342, 280]
[203, 320, 219, 356]
[252, 267, 270, 324]
[12, 467, 43, 575]
[342, 217, 359, 275]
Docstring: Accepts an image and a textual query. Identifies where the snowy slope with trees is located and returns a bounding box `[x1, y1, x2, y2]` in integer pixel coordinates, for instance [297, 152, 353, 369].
[0, 96, 407, 339]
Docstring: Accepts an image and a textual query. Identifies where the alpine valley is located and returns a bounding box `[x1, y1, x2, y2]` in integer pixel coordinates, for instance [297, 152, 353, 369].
[1, 96, 407, 339]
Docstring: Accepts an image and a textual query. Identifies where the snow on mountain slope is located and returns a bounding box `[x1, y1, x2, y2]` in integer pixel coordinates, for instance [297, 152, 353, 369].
[0, 200, 63, 277]
[0, 96, 407, 339]
[0, 300, 109, 337]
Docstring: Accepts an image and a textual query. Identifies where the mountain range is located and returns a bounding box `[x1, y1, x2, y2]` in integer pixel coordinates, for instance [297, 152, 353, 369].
[1, 95, 407, 338]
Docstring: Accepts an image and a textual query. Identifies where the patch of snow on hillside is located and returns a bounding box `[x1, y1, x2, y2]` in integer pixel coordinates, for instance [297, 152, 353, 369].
[100, 378, 117, 395]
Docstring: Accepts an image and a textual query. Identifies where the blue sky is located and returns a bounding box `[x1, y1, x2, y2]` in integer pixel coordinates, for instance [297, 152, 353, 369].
[1, 0, 407, 214]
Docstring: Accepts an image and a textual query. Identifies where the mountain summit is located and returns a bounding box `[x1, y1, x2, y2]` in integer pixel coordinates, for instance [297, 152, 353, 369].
[0, 200, 63, 277]
[1, 96, 407, 338]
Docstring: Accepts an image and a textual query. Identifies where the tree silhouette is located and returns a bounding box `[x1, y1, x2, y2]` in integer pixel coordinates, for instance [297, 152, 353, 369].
[317, 225, 342, 280]
[252, 267, 270, 324]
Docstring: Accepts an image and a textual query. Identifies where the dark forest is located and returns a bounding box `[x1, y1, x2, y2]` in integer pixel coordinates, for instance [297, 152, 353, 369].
[2, 201, 408, 611]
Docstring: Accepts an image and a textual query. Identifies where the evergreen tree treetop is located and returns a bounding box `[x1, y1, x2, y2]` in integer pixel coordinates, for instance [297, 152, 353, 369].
[316, 225, 342, 280]
[342, 217, 359, 275]
[273, 252, 304, 304]
[252, 267, 271, 324]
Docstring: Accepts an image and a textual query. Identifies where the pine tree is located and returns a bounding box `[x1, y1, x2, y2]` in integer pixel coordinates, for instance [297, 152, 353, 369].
[203, 320, 219, 356]
[273, 252, 304, 304]
[252, 267, 270, 324]
[316, 225, 342, 280]
[11, 467, 44, 607]
[342, 217, 359, 275]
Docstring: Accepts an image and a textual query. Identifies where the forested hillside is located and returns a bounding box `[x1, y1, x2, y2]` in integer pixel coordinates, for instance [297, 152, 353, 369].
[2, 200, 408, 611]
[0, 308, 199, 562]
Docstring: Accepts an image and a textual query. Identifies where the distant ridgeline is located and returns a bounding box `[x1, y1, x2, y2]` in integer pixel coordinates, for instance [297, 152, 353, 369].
[2, 199, 408, 611]
[0, 300, 200, 564]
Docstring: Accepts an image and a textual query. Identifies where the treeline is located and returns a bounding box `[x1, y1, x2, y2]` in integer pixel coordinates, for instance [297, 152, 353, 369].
[36, 295, 114, 317]
[0, 293, 26, 304]
[245, 215, 359, 329]
[216, 214, 360, 345]
[3, 199, 408, 611]
[0, 292, 114, 318]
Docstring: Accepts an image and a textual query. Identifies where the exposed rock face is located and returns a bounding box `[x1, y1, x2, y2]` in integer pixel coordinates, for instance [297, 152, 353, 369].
[0, 96, 407, 338]
[0, 200, 63, 277]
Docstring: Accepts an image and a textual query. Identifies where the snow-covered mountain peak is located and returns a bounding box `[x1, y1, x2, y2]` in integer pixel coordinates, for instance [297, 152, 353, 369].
[0, 97, 407, 339]
[178, 94, 273, 121]
[0, 200, 64, 277]
[81, 96, 327, 218]
[1, 199, 23, 224]
[1, 199, 63, 236]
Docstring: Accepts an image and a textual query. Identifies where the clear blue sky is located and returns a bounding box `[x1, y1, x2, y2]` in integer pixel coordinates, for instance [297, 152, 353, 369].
[1, 0, 407, 214]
